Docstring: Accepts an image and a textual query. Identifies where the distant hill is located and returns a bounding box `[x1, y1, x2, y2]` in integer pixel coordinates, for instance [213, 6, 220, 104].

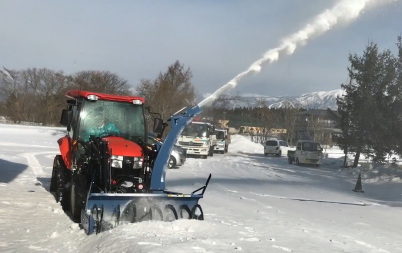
[228, 89, 345, 110]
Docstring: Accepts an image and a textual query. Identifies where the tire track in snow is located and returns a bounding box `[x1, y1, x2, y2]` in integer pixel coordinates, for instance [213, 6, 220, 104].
[252, 192, 367, 206]
[0, 142, 57, 149]
[272, 245, 293, 252]
[19, 152, 55, 177]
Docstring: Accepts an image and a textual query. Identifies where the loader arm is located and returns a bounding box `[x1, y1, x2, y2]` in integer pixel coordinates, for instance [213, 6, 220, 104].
[151, 106, 202, 191]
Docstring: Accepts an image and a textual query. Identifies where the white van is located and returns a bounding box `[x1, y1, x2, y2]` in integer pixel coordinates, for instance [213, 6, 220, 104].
[264, 139, 291, 157]
[289, 140, 323, 166]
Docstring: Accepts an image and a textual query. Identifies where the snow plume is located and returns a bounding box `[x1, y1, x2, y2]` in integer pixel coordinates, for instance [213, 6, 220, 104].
[198, 0, 382, 108]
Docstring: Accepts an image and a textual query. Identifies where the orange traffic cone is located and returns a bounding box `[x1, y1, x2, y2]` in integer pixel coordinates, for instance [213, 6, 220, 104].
[353, 173, 364, 193]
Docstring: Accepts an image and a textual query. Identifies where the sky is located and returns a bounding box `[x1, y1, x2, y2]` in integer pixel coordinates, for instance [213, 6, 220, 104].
[1, 123, 402, 252]
[1, 0, 402, 98]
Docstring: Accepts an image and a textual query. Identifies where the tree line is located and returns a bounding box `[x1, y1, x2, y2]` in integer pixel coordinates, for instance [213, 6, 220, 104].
[204, 104, 302, 143]
[0, 61, 196, 127]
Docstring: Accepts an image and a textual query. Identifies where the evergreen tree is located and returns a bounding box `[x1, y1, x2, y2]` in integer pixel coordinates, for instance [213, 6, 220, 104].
[334, 87, 357, 167]
[337, 40, 399, 166]
[389, 36, 402, 155]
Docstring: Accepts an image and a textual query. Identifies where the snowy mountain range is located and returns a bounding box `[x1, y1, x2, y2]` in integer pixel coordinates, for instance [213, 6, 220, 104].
[231, 89, 345, 110]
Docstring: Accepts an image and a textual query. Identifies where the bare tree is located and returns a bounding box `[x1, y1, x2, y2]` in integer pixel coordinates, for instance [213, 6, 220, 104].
[136, 61, 196, 121]
[278, 107, 299, 145]
[0, 68, 131, 125]
[19, 68, 69, 124]
[0, 67, 30, 123]
[72, 70, 130, 95]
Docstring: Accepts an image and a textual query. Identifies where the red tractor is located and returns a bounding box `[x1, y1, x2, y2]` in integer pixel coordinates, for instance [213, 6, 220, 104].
[50, 90, 210, 234]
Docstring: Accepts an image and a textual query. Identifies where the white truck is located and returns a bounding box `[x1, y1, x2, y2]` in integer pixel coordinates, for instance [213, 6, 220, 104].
[214, 128, 231, 154]
[288, 140, 323, 167]
[176, 121, 217, 159]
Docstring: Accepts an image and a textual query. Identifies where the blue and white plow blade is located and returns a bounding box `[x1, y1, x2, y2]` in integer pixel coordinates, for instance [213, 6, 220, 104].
[80, 106, 212, 235]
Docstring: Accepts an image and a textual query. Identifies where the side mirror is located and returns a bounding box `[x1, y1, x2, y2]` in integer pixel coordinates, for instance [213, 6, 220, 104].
[60, 109, 72, 128]
[153, 118, 164, 134]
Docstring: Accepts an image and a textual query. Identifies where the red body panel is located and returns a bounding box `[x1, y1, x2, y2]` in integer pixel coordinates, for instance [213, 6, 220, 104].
[58, 136, 72, 169]
[66, 90, 145, 103]
[104, 137, 143, 157]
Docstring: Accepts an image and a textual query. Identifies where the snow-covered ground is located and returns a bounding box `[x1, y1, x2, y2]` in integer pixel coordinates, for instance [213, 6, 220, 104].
[1, 123, 402, 253]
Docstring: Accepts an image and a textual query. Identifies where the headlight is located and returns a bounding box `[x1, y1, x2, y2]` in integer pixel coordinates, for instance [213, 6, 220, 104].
[132, 156, 143, 169]
[111, 155, 143, 169]
[111, 155, 123, 168]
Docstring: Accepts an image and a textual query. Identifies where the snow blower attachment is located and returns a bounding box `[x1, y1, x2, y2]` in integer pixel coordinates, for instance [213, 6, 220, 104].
[50, 90, 211, 234]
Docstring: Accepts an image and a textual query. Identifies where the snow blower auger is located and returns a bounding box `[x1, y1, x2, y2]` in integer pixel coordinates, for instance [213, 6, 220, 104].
[50, 90, 211, 235]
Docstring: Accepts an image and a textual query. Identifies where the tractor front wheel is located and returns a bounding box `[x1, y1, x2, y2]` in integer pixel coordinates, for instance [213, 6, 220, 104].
[51, 155, 70, 211]
[70, 173, 86, 222]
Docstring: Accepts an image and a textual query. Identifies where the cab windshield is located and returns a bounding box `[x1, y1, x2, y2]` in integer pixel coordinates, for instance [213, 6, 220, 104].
[215, 131, 225, 140]
[78, 99, 145, 142]
[302, 142, 322, 151]
[182, 123, 209, 137]
[266, 140, 278, 146]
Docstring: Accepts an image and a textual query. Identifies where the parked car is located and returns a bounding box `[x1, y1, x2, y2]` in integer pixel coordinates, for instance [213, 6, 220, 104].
[169, 145, 187, 168]
[288, 140, 323, 167]
[264, 139, 292, 157]
[147, 135, 186, 169]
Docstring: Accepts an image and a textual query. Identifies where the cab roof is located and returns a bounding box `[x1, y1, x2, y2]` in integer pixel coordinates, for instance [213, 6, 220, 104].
[66, 90, 145, 103]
